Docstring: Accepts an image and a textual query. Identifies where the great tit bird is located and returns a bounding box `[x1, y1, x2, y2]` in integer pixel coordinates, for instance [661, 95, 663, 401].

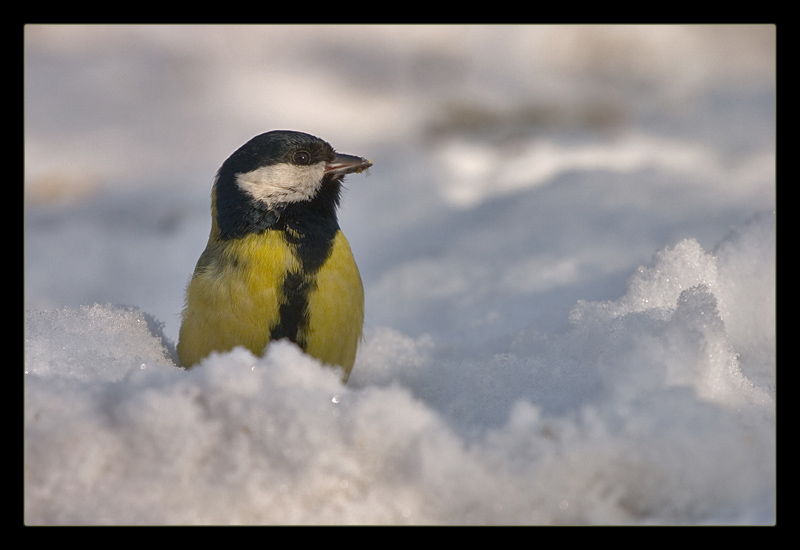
[177, 130, 372, 382]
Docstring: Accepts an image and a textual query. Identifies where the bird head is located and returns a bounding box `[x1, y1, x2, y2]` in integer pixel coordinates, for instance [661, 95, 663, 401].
[211, 130, 372, 240]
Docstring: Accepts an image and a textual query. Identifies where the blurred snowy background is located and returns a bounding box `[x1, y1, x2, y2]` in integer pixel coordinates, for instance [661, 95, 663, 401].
[24, 25, 775, 525]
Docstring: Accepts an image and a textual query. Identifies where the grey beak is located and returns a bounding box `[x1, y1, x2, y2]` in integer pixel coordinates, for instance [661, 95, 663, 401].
[325, 153, 373, 176]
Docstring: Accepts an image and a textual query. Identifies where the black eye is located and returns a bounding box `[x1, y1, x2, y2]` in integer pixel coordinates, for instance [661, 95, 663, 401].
[293, 150, 311, 165]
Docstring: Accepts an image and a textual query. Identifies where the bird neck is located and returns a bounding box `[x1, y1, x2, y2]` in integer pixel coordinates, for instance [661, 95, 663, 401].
[275, 181, 341, 273]
[278, 179, 341, 233]
[213, 176, 341, 242]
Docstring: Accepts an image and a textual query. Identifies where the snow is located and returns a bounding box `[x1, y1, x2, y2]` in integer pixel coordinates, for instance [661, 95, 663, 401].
[24, 25, 775, 525]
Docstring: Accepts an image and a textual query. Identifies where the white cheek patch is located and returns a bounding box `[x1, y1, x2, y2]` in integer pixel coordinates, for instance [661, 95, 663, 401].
[236, 162, 327, 206]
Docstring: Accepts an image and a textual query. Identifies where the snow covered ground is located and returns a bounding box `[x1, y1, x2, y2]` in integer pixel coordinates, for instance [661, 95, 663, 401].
[24, 25, 776, 525]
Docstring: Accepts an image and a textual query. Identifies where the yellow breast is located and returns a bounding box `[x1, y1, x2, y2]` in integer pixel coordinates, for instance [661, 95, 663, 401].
[177, 230, 363, 380]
